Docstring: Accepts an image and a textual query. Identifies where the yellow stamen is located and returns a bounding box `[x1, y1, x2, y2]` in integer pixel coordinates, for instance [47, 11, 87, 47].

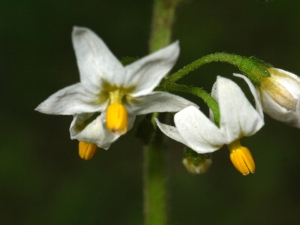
[227, 140, 255, 175]
[106, 103, 128, 135]
[79, 141, 98, 160]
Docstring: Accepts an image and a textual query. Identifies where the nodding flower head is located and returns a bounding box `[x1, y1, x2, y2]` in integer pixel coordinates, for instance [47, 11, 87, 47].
[156, 76, 264, 175]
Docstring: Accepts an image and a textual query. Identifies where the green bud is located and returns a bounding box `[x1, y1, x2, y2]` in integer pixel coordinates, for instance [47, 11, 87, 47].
[183, 147, 212, 174]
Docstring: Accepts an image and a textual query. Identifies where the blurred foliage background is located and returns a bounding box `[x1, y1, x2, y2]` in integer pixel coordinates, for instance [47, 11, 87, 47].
[1, 0, 300, 224]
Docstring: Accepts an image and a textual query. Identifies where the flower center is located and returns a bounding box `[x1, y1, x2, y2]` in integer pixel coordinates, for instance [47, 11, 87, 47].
[227, 140, 255, 175]
[106, 90, 128, 135]
[79, 141, 98, 160]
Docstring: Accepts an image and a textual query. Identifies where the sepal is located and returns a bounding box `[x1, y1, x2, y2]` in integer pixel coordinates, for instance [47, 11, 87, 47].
[183, 147, 212, 174]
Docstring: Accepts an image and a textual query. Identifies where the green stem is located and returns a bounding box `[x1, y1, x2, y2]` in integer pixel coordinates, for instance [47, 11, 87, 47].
[149, 0, 181, 53]
[162, 82, 220, 125]
[167, 52, 270, 85]
[144, 0, 181, 225]
[143, 121, 167, 225]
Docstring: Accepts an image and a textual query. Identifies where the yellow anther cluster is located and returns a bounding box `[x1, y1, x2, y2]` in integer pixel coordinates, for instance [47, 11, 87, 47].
[106, 103, 128, 135]
[79, 141, 98, 160]
[227, 140, 255, 175]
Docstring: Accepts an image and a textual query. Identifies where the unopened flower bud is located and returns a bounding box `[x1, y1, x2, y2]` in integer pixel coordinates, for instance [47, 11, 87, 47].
[258, 68, 300, 128]
[183, 148, 212, 174]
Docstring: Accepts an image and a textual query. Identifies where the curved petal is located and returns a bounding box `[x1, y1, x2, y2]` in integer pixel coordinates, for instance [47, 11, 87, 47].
[233, 73, 264, 117]
[125, 41, 180, 97]
[212, 76, 264, 142]
[126, 91, 197, 115]
[35, 83, 108, 115]
[70, 113, 119, 149]
[270, 68, 300, 99]
[174, 106, 226, 153]
[259, 89, 300, 127]
[155, 118, 188, 146]
[72, 27, 125, 93]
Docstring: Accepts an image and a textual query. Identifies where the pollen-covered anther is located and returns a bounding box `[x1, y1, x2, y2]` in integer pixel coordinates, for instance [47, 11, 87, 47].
[106, 103, 128, 135]
[79, 141, 98, 160]
[228, 140, 255, 175]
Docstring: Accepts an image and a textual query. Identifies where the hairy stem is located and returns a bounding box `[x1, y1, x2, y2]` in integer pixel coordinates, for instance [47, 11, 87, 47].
[167, 52, 270, 85]
[162, 82, 220, 125]
[144, 0, 181, 225]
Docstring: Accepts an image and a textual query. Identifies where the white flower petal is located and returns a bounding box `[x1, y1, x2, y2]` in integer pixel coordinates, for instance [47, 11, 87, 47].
[125, 41, 180, 97]
[271, 68, 300, 98]
[126, 91, 197, 115]
[35, 83, 108, 115]
[233, 73, 264, 117]
[70, 113, 119, 149]
[72, 27, 124, 93]
[213, 76, 264, 142]
[174, 106, 226, 153]
[155, 118, 188, 146]
[295, 100, 300, 127]
[259, 89, 300, 127]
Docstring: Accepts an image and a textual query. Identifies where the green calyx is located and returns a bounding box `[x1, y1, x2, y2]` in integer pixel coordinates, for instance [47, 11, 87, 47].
[184, 147, 211, 167]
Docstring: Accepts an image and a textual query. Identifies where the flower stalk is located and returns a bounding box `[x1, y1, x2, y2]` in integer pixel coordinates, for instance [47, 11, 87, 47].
[143, 122, 168, 225]
[149, 0, 181, 53]
[166, 52, 271, 85]
[160, 82, 220, 125]
[144, 0, 181, 224]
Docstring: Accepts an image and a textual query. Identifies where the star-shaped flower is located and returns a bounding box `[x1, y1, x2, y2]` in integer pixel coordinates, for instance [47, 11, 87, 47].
[156, 76, 264, 175]
[35, 27, 195, 159]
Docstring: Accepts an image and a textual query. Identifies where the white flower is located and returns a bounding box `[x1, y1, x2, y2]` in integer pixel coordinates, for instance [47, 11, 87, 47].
[156, 76, 264, 175]
[235, 68, 300, 128]
[35, 27, 195, 156]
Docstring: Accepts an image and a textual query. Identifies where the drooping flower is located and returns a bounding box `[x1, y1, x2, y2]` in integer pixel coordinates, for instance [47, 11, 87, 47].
[235, 68, 300, 128]
[156, 76, 264, 175]
[35, 27, 196, 159]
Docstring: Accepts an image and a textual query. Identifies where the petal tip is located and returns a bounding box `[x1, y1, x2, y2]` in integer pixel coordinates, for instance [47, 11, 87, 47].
[72, 26, 87, 36]
[34, 105, 41, 112]
[34, 103, 46, 113]
[72, 26, 95, 40]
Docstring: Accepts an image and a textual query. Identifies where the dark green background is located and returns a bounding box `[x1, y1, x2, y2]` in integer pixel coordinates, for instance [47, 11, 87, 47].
[1, 0, 300, 224]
